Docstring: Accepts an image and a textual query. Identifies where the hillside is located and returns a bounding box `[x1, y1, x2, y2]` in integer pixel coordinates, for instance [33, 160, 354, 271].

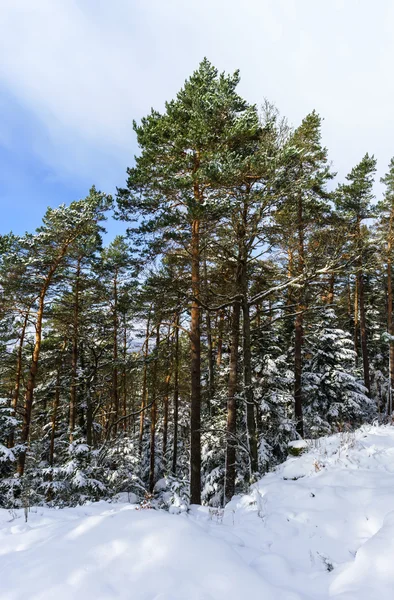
[1, 424, 394, 600]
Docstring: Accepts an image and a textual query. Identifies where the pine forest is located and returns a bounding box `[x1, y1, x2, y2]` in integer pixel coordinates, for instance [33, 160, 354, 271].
[2, 59, 394, 512]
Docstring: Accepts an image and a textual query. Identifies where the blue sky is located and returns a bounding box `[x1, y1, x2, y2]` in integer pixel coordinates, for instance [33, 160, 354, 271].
[1, 0, 394, 239]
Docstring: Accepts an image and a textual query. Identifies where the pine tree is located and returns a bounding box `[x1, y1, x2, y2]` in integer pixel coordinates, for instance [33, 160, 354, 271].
[117, 58, 261, 503]
[336, 154, 377, 396]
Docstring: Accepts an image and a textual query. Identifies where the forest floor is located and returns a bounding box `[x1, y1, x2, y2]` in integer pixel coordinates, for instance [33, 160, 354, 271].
[1, 424, 394, 599]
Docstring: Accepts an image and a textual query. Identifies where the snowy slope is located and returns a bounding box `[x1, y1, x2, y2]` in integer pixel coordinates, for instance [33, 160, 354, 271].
[1, 424, 394, 600]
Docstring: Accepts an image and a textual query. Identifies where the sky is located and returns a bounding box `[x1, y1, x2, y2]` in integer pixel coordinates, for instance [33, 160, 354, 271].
[1, 0, 394, 238]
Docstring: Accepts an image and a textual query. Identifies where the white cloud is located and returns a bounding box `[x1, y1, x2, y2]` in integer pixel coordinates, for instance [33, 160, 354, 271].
[1, 0, 394, 190]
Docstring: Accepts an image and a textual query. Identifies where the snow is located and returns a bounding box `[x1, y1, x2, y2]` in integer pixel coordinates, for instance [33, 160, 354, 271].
[2, 424, 394, 599]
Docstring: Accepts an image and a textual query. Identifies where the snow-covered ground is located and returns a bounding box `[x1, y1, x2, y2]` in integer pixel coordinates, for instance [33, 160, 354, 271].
[2, 424, 394, 600]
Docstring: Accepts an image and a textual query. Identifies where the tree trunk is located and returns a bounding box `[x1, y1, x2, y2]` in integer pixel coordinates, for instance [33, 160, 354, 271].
[216, 310, 224, 367]
[294, 195, 305, 437]
[327, 273, 335, 305]
[122, 315, 128, 432]
[49, 355, 63, 467]
[69, 257, 81, 443]
[17, 240, 71, 477]
[172, 312, 180, 475]
[139, 312, 151, 455]
[9, 309, 29, 448]
[387, 228, 394, 414]
[162, 370, 171, 469]
[354, 275, 360, 364]
[356, 217, 370, 395]
[112, 269, 119, 435]
[203, 254, 214, 412]
[243, 294, 258, 473]
[294, 309, 304, 437]
[17, 291, 46, 476]
[224, 300, 240, 503]
[190, 216, 201, 504]
[149, 324, 160, 493]
[358, 268, 370, 395]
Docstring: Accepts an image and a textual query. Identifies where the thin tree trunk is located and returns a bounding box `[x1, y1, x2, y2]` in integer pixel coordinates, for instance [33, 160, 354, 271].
[294, 195, 305, 437]
[327, 273, 335, 305]
[203, 254, 214, 412]
[122, 315, 128, 432]
[354, 275, 360, 364]
[162, 370, 171, 469]
[139, 312, 151, 455]
[149, 324, 160, 494]
[17, 292, 46, 476]
[347, 275, 353, 335]
[49, 342, 67, 467]
[358, 268, 370, 395]
[172, 312, 180, 475]
[9, 309, 29, 448]
[112, 269, 119, 435]
[224, 300, 240, 503]
[190, 216, 201, 504]
[387, 226, 394, 414]
[69, 257, 81, 443]
[242, 294, 258, 473]
[294, 310, 304, 437]
[216, 310, 224, 367]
